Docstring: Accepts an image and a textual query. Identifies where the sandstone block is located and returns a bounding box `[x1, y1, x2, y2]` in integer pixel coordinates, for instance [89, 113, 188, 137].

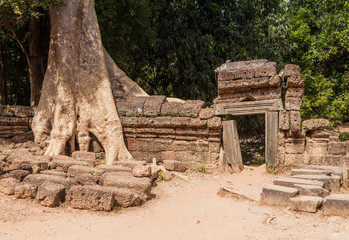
[143, 95, 166, 117]
[299, 165, 343, 178]
[293, 184, 329, 198]
[308, 130, 330, 139]
[96, 165, 132, 173]
[279, 111, 290, 130]
[163, 160, 187, 172]
[286, 87, 304, 98]
[285, 139, 305, 154]
[323, 194, 349, 216]
[305, 142, 328, 155]
[108, 187, 144, 207]
[36, 181, 65, 207]
[132, 165, 151, 178]
[254, 66, 277, 77]
[273, 177, 324, 188]
[160, 102, 181, 116]
[291, 169, 331, 176]
[207, 117, 222, 129]
[40, 170, 68, 177]
[328, 142, 346, 155]
[285, 97, 302, 111]
[290, 196, 323, 213]
[66, 185, 115, 211]
[75, 173, 100, 185]
[261, 184, 299, 207]
[116, 98, 146, 116]
[101, 172, 152, 193]
[302, 119, 330, 132]
[67, 165, 105, 177]
[7, 170, 30, 181]
[286, 75, 304, 88]
[291, 175, 340, 192]
[290, 111, 301, 132]
[269, 75, 280, 87]
[112, 160, 146, 169]
[162, 171, 174, 181]
[199, 108, 214, 120]
[14, 183, 38, 199]
[324, 155, 345, 166]
[189, 118, 207, 128]
[179, 100, 204, 117]
[23, 174, 78, 189]
[0, 177, 20, 195]
[284, 64, 300, 77]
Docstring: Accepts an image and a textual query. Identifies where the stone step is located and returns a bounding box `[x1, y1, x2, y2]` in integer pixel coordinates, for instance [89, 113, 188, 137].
[291, 169, 331, 176]
[100, 172, 152, 193]
[72, 151, 96, 166]
[261, 184, 299, 207]
[293, 184, 329, 198]
[96, 165, 132, 173]
[273, 177, 324, 188]
[51, 159, 93, 172]
[67, 165, 105, 177]
[323, 194, 349, 216]
[291, 175, 340, 192]
[40, 170, 67, 178]
[289, 196, 323, 213]
[23, 174, 78, 189]
[112, 160, 147, 169]
[300, 165, 343, 178]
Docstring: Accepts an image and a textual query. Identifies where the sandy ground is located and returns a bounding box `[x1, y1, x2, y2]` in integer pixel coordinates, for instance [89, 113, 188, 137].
[1, 165, 349, 240]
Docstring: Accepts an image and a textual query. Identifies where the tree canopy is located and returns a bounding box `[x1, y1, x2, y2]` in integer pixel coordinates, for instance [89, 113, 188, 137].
[0, 0, 348, 125]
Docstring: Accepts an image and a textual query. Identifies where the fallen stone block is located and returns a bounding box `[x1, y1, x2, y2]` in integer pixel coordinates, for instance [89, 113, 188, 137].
[108, 187, 144, 207]
[72, 151, 96, 165]
[132, 165, 151, 178]
[67, 165, 105, 177]
[7, 170, 30, 181]
[294, 184, 329, 198]
[323, 194, 349, 216]
[273, 177, 324, 188]
[96, 165, 132, 173]
[162, 171, 174, 181]
[23, 174, 78, 189]
[299, 165, 343, 178]
[51, 159, 92, 172]
[75, 173, 100, 185]
[101, 172, 152, 193]
[261, 184, 299, 207]
[66, 185, 115, 211]
[40, 170, 68, 178]
[290, 196, 323, 213]
[291, 169, 331, 176]
[291, 175, 340, 192]
[112, 160, 147, 169]
[0, 177, 20, 195]
[36, 181, 65, 207]
[163, 160, 187, 172]
[14, 183, 38, 199]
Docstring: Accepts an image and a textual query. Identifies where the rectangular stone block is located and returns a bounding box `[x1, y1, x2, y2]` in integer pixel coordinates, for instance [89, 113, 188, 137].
[323, 194, 349, 216]
[218, 77, 270, 93]
[189, 118, 207, 128]
[284, 64, 300, 77]
[254, 66, 277, 77]
[305, 142, 328, 155]
[36, 181, 65, 207]
[199, 108, 214, 120]
[276, 146, 285, 165]
[309, 130, 330, 139]
[328, 142, 346, 155]
[67, 165, 105, 177]
[179, 100, 204, 118]
[325, 155, 345, 166]
[116, 98, 146, 117]
[285, 138, 305, 154]
[285, 97, 302, 111]
[160, 102, 181, 116]
[284, 153, 308, 166]
[261, 184, 299, 207]
[286, 87, 304, 98]
[293, 184, 329, 198]
[291, 169, 331, 176]
[273, 177, 324, 188]
[207, 117, 222, 129]
[269, 75, 280, 87]
[279, 111, 290, 130]
[300, 165, 343, 178]
[291, 175, 340, 192]
[143, 95, 166, 117]
[290, 111, 301, 132]
[290, 196, 323, 213]
[286, 75, 304, 88]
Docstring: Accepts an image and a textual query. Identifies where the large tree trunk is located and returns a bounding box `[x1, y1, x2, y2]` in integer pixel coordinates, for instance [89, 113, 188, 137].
[32, 0, 146, 164]
[28, 7, 45, 107]
[0, 41, 7, 105]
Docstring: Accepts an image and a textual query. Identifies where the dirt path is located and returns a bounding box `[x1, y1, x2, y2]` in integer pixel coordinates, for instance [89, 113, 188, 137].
[1, 166, 349, 240]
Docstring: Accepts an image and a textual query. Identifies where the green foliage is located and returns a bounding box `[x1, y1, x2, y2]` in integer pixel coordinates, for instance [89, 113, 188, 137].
[198, 166, 212, 174]
[158, 171, 163, 180]
[88, 169, 95, 175]
[339, 133, 348, 142]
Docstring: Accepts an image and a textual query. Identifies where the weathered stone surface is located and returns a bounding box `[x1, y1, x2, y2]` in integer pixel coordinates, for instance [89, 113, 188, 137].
[323, 194, 349, 216]
[285, 138, 305, 154]
[67, 165, 105, 177]
[189, 118, 207, 128]
[218, 87, 281, 103]
[96, 165, 132, 173]
[66, 185, 115, 211]
[23, 174, 78, 189]
[162, 171, 174, 181]
[328, 142, 346, 155]
[284, 153, 308, 166]
[324, 155, 345, 166]
[218, 77, 271, 93]
[199, 108, 214, 120]
[261, 184, 299, 207]
[36, 181, 65, 207]
[51, 159, 92, 172]
[72, 151, 96, 162]
[302, 119, 330, 132]
[291, 175, 340, 192]
[179, 100, 204, 118]
[285, 97, 302, 111]
[40, 170, 67, 177]
[290, 196, 323, 213]
[308, 130, 330, 139]
[286, 75, 304, 88]
[207, 117, 222, 129]
[109, 187, 144, 207]
[116, 97, 146, 116]
[286, 87, 304, 98]
[14, 183, 38, 199]
[279, 111, 290, 130]
[291, 169, 331, 176]
[273, 177, 324, 188]
[163, 160, 187, 172]
[132, 165, 151, 178]
[160, 102, 182, 116]
[293, 184, 329, 198]
[7, 170, 30, 181]
[284, 64, 300, 77]
[101, 172, 152, 193]
[305, 142, 328, 155]
[0, 177, 20, 195]
[74, 173, 100, 185]
[290, 111, 301, 132]
[143, 96, 166, 117]
[299, 165, 343, 178]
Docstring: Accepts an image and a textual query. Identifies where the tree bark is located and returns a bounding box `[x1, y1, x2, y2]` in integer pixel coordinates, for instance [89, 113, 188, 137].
[0, 41, 7, 105]
[32, 0, 147, 164]
[28, 7, 45, 107]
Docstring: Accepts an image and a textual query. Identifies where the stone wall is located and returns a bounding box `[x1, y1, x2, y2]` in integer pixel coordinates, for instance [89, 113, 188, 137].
[0, 97, 222, 169]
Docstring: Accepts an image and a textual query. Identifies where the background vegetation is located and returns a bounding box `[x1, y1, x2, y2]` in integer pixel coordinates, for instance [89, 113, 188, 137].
[0, 0, 348, 125]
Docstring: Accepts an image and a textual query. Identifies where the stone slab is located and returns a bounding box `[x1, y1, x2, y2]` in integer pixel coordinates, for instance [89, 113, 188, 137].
[132, 165, 151, 178]
[293, 184, 329, 198]
[112, 160, 147, 169]
[291, 175, 340, 192]
[261, 184, 299, 207]
[67, 165, 105, 177]
[323, 194, 349, 216]
[299, 165, 343, 178]
[273, 177, 324, 188]
[23, 174, 78, 189]
[100, 172, 152, 193]
[291, 169, 331, 176]
[96, 165, 132, 173]
[290, 196, 323, 213]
